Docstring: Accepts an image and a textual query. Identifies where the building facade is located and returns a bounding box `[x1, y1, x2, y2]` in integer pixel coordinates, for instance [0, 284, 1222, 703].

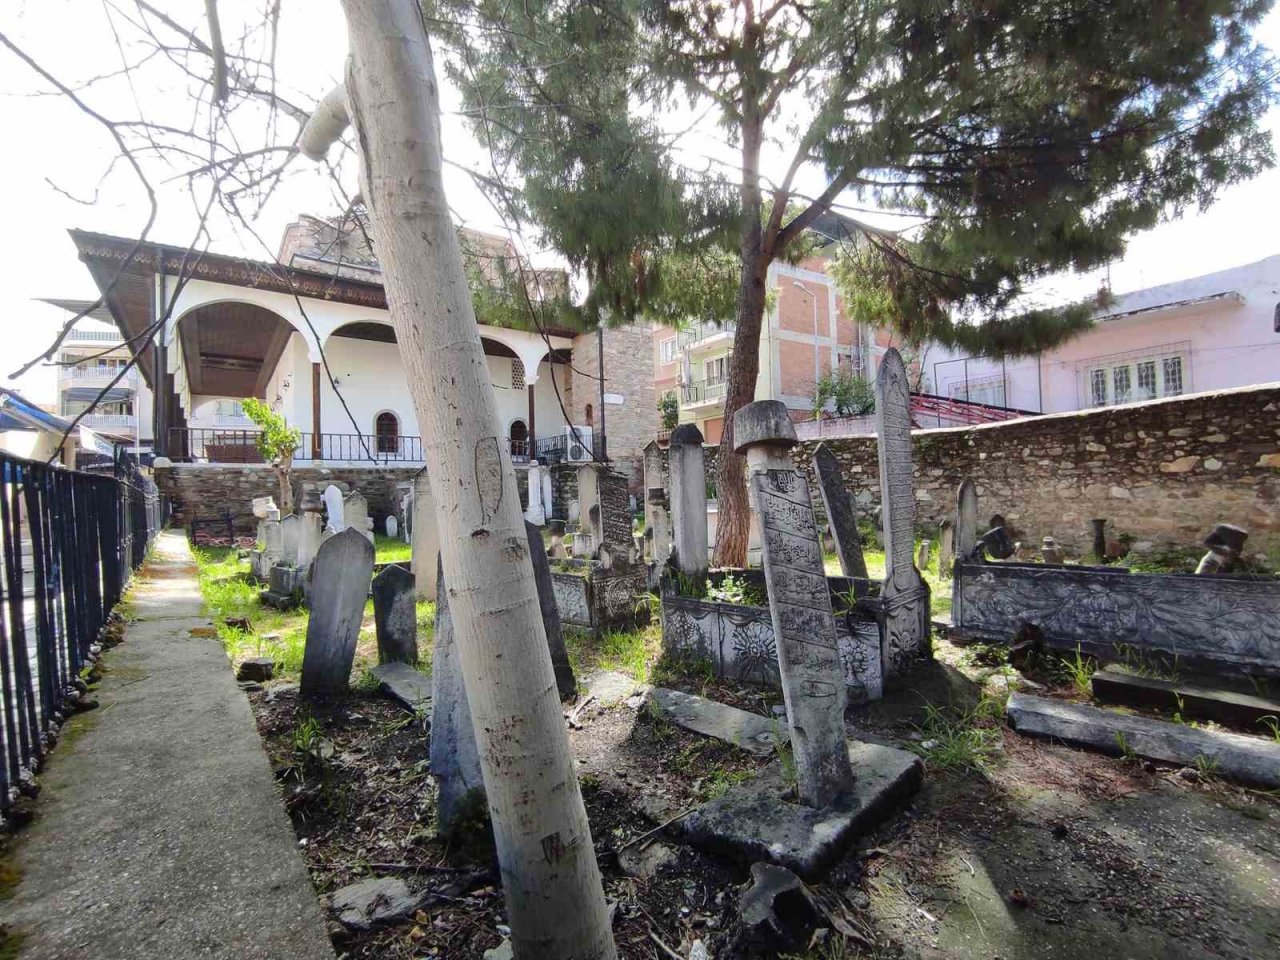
[926, 254, 1280, 416]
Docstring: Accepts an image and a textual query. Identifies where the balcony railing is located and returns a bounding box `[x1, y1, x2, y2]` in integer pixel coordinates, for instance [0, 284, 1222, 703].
[80, 413, 137, 430]
[61, 366, 137, 383]
[532, 433, 607, 466]
[65, 328, 123, 343]
[676, 321, 735, 350]
[169, 428, 425, 464]
[681, 378, 727, 405]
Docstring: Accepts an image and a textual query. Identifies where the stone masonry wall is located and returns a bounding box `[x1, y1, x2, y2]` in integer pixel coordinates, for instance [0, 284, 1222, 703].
[795, 384, 1280, 557]
[156, 464, 423, 534]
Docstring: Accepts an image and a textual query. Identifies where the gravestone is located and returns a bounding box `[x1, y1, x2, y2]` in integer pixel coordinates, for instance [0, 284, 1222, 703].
[279, 514, 301, 566]
[300, 529, 375, 697]
[735, 400, 854, 808]
[323, 484, 346, 533]
[251, 495, 277, 520]
[875, 349, 930, 679]
[812, 443, 869, 579]
[576, 464, 602, 556]
[344, 491, 373, 543]
[385, 514, 398, 539]
[429, 560, 487, 834]
[648, 498, 672, 564]
[525, 461, 546, 526]
[955, 479, 978, 562]
[372, 564, 417, 666]
[411, 470, 439, 601]
[1041, 536, 1065, 565]
[525, 521, 576, 699]
[937, 519, 954, 580]
[598, 469, 633, 563]
[917, 540, 932, 572]
[669, 423, 709, 578]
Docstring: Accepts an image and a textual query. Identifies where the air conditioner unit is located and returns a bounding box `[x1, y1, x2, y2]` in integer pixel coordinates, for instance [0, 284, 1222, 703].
[564, 425, 593, 463]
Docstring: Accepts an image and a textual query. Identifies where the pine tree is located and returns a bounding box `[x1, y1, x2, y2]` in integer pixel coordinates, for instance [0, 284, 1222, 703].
[430, 0, 1277, 564]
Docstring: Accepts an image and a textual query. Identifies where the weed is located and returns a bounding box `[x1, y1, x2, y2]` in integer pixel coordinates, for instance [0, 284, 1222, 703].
[598, 624, 660, 682]
[644, 697, 674, 739]
[373, 534, 411, 564]
[1260, 716, 1280, 744]
[1059, 644, 1096, 698]
[706, 574, 767, 607]
[771, 716, 799, 794]
[292, 714, 330, 768]
[1113, 730, 1138, 761]
[702, 766, 751, 801]
[911, 701, 1002, 774]
[354, 669, 381, 694]
[1193, 753, 1222, 781]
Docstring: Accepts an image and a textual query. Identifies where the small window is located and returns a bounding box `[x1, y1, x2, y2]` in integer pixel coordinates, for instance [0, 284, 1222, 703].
[1135, 360, 1157, 401]
[584, 403, 594, 427]
[1162, 356, 1184, 396]
[375, 412, 400, 453]
[508, 419, 529, 458]
[705, 356, 728, 384]
[1112, 365, 1132, 405]
[512, 358, 526, 390]
[659, 338, 677, 364]
[1090, 368, 1108, 407]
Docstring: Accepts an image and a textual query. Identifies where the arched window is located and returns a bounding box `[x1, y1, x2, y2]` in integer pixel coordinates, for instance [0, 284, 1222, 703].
[375, 412, 399, 453]
[509, 419, 529, 459]
[584, 403, 594, 427]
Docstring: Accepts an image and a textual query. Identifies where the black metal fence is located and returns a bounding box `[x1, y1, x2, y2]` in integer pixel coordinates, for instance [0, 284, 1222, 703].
[0, 450, 161, 815]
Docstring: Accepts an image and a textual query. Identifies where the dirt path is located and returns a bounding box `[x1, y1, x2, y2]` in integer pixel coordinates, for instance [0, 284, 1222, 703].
[0, 531, 334, 960]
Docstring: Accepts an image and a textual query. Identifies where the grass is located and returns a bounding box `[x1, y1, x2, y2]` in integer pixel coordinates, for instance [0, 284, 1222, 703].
[909, 695, 1005, 775]
[565, 621, 664, 684]
[824, 541, 953, 619]
[191, 542, 396, 682]
[374, 533, 412, 564]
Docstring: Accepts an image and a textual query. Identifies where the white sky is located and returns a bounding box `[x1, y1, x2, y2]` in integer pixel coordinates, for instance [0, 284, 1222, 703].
[2, 0, 1278, 406]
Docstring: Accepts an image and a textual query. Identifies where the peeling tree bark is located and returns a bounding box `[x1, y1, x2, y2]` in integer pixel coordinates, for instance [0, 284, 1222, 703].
[327, 3, 617, 956]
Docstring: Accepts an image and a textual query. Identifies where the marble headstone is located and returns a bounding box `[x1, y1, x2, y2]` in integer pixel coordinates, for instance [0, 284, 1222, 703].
[279, 514, 301, 566]
[323, 484, 346, 534]
[811, 442, 869, 579]
[734, 400, 855, 808]
[875, 349, 930, 679]
[955, 479, 979, 563]
[668, 423, 709, 578]
[300, 528, 375, 696]
[372, 564, 417, 666]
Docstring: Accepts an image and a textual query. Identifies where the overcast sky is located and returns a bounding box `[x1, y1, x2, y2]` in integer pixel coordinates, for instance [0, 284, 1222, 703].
[2, 0, 1278, 407]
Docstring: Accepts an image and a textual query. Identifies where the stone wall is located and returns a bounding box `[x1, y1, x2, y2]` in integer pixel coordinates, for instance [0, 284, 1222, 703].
[795, 383, 1280, 557]
[156, 464, 423, 534]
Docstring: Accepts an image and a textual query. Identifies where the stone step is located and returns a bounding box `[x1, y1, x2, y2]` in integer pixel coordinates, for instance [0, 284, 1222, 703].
[1091, 669, 1280, 731]
[1006, 692, 1280, 788]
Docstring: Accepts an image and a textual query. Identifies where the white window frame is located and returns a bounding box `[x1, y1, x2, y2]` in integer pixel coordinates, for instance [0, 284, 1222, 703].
[659, 337, 677, 364]
[948, 374, 1006, 408]
[1086, 352, 1186, 407]
[704, 355, 728, 384]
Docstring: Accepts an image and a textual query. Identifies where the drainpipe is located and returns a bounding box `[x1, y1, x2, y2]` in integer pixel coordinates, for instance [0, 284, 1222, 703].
[153, 257, 168, 458]
[597, 326, 607, 462]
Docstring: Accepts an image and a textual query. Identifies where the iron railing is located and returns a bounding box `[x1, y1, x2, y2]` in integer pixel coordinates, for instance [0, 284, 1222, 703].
[169, 428, 426, 465]
[681, 378, 728, 405]
[0, 450, 160, 815]
[676, 321, 735, 349]
[533, 432, 607, 466]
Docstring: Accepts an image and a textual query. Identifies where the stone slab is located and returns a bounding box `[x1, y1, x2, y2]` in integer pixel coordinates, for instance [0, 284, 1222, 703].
[1006, 692, 1280, 788]
[370, 662, 432, 715]
[585, 669, 649, 705]
[675, 740, 924, 878]
[651, 686, 778, 758]
[1091, 668, 1280, 730]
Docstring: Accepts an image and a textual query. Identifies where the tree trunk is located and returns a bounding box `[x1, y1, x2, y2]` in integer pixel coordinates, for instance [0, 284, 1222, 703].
[338, 3, 616, 957]
[713, 114, 767, 569]
[276, 451, 294, 515]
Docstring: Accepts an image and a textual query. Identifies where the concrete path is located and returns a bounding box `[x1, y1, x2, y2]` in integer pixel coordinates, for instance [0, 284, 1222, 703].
[1, 531, 334, 960]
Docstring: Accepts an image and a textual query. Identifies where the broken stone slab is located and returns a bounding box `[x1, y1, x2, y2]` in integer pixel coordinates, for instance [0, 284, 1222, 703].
[1006, 692, 1280, 788]
[330, 876, 424, 931]
[674, 741, 924, 879]
[1091, 668, 1280, 730]
[617, 840, 677, 879]
[585, 669, 650, 706]
[650, 687, 778, 758]
[235, 657, 274, 683]
[370, 662, 432, 715]
[736, 862, 824, 953]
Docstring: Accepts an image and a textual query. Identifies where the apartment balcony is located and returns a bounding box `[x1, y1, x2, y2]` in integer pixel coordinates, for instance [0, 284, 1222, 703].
[64, 327, 124, 344]
[80, 413, 137, 431]
[681, 378, 728, 408]
[676, 321, 736, 354]
[59, 366, 137, 387]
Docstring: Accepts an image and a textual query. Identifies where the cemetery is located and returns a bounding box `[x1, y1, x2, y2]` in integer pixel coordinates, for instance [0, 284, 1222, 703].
[166, 349, 1280, 959]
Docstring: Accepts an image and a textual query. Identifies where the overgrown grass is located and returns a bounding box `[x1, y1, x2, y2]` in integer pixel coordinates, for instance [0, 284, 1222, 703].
[909, 694, 1006, 775]
[825, 542, 953, 619]
[374, 533, 412, 564]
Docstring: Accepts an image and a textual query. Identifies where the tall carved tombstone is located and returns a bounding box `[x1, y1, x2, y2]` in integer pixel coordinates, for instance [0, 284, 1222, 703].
[734, 401, 855, 809]
[372, 563, 418, 666]
[937, 519, 955, 581]
[428, 560, 487, 834]
[525, 521, 577, 699]
[875, 349, 930, 679]
[411, 470, 439, 602]
[300, 528, 375, 697]
[575, 463, 603, 556]
[668, 424, 709, 578]
[811, 443, 869, 579]
[596, 469, 633, 566]
[525, 461, 546, 526]
[955, 479, 979, 564]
